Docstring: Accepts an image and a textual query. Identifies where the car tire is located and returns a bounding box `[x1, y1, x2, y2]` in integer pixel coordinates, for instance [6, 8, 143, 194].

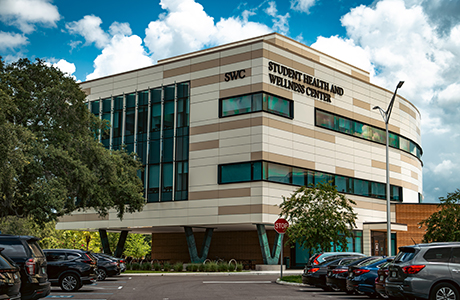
[60, 273, 81, 292]
[431, 282, 459, 300]
[96, 268, 107, 281]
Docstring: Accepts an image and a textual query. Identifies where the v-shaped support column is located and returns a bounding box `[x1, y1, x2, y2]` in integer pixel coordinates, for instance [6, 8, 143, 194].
[256, 224, 282, 265]
[184, 227, 214, 263]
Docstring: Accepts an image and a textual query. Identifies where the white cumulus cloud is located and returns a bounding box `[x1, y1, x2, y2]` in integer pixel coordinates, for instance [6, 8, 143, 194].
[66, 15, 110, 49]
[0, 31, 28, 50]
[0, 0, 60, 33]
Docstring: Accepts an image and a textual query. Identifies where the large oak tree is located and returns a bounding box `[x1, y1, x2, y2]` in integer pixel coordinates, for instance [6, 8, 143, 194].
[0, 58, 145, 225]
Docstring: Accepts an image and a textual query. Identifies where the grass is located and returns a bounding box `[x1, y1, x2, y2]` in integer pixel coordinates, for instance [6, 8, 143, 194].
[280, 275, 302, 283]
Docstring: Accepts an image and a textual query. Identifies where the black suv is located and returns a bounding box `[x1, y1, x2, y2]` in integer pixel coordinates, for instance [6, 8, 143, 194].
[386, 242, 460, 299]
[92, 253, 121, 281]
[0, 250, 21, 300]
[0, 235, 50, 300]
[43, 249, 97, 292]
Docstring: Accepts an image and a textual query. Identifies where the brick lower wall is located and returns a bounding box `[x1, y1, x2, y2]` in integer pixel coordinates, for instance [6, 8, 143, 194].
[151, 230, 290, 266]
[395, 203, 440, 248]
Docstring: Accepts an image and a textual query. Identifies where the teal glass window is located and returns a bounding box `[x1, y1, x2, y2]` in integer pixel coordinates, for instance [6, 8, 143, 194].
[126, 93, 136, 108]
[175, 136, 189, 161]
[162, 137, 173, 162]
[265, 94, 291, 118]
[151, 88, 161, 103]
[91, 100, 99, 116]
[102, 98, 111, 112]
[177, 82, 189, 99]
[163, 101, 174, 130]
[137, 106, 148, 136]
[176, 97, 189, 129]
[147, 164, 160, 202]
[220, 162, 252, 183]
[112, 111, 122, 138]
[219, 160, 403, 201]
[164, 85, 175, 101]
[149, 139, 161, 164]
[220, 92, 293, 119]
[175, 161, 188, 201]
[150, 103, 162, 133]
[114, 96, 123, 110]
[125, 107, 135, 136]
[315, 109, 422, 160]
[316, 110, 336, 130]
[138, 91, 148, 106]
[161, 163, 173, 201]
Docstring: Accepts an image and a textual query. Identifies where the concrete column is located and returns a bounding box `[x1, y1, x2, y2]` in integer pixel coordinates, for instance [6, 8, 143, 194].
[256, 224, 282, 265]
[114, 230, 129, 258]
[184, 227, 213, 263]
[98, 229, 111, 255]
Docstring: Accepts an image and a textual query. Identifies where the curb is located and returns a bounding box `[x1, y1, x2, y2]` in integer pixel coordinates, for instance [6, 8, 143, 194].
[121, 271, 302, 277]
[275, 278, 308, 287]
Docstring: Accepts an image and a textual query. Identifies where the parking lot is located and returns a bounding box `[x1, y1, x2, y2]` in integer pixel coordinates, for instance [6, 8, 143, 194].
[44, 274, 381, 300]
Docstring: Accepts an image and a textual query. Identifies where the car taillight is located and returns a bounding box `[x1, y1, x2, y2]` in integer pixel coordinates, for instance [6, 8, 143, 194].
[82, 254, 96, 265]
[332, 269, 347, 274]
[119, 260, 125, 263]
[307, 268, 319, 274]
[353, 269, 370, 275]
[313, 258, 319, 265]
[402, 265, 425, 274]
[25, 258, 35, 275]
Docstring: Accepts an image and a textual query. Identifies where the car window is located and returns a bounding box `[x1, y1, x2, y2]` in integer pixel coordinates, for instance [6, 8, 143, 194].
[423, 247, 451, 262]
[451, 248, 460, 264]
[394, 248, 416, 263]
[0, 240, 27, 258]
[360, 257, 383, 266]
[27, 241, 45, 258]
[46, 252, 66, 262]
[0, 253, 15, 268]
[67, 253, 80, 260]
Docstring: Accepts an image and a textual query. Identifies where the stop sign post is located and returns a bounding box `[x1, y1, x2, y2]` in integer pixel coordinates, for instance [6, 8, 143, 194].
[274, 218, 289, 278]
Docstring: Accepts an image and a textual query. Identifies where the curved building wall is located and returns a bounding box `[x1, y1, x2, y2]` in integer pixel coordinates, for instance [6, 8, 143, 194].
[58, 34, 422, 258]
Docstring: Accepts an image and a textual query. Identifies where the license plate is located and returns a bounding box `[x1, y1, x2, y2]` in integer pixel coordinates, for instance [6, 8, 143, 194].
[380, 275, 384, 281]
[42, 267, 46, 274]
[328, 272, 331, 276]
[392, 271, 397, 277]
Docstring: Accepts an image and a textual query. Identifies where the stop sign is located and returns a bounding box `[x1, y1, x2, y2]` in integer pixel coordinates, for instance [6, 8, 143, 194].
[274, 218, 289, 234]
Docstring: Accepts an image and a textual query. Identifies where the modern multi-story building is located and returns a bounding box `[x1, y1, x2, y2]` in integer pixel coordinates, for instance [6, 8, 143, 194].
[57, 33, 423, 267]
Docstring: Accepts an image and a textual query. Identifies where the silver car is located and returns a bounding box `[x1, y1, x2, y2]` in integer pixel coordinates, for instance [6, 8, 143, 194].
[386, 242, 460, 300]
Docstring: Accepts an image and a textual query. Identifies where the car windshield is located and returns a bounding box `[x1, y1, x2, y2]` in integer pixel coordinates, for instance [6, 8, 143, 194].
[394, 248, 416, 263]
[359, 257, 383, 266]
[0, 240, 27, 258]
[0, 253, 15, 268]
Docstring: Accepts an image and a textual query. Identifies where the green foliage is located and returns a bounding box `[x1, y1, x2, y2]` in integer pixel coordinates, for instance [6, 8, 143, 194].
[279, 182, 357, 252]
[205, 262, 218, 272]
[235, 263, 243, 272]
[198, 263, 206, 272]
[217, 262, 228, 272]
[123, 234, 150, 259]
[281, 275, 302, 283]
[163, 262, 171, 271]
[0, 58, 145, 225]
[153, 262, 161, 271]
[186, 263, 199, 272]
[419, 190, 460, 243]
[173, 262, 184, 272]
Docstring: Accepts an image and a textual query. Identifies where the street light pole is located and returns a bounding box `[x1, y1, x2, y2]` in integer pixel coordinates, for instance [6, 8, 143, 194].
[373, 81, 404, 257]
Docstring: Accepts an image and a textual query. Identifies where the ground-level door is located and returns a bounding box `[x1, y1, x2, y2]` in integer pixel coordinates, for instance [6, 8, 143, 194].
[371, 231, 397, 256]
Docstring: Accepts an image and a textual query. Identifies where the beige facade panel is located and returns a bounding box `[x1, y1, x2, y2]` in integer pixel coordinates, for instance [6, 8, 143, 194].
[191, 74, 220, 89]
[292, 157, 315, 170]
[266, 50, 315, 76]
[219, 84, 252, 99]
[58, 213, 109, 223]
[163, 65, 191, 78]
[190, 123, 219, 135]
[218, 204, 281, 215]
[189, 140, 219, 151]
[351, 70, 370, 82]
[353, 98, 371, 111]
[411, 171, 418, 180]
[190, 58, 220, 73]
[219, 118, 252, 131]
[189, 190, 219, 200]
[335, 166, 355, 177]
[220, 51, 252, 65]
[82, 88, 91, 96]
[401, 153, 422, 170]
[189, 188, 251, 201]
[371, 160, 402, 173]
[314, 131, 336, 143]
[399, 102, 417, 119]
[265, 37, 320, 63]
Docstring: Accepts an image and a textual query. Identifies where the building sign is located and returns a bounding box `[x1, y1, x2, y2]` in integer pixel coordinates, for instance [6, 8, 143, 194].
[224, 69, 246, 82]
[268, 61, 344, 103]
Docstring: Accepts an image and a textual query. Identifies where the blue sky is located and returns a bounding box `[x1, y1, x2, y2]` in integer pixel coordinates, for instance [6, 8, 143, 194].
[1, 0, 460, 203]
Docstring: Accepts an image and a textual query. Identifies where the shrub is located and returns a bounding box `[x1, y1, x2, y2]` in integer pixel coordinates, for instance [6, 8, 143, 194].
[205, 262, 218, 272]
[131, 262, 140, 270]
[236, 263, 243, 272]
[217, 262, 228, 272]
[186, 264, 199, 272]
[153, 262, 161, 271]
[198, 263, 206, 272]
[141, 262, 152, 271]
[228, 263, 237, 272]
[173, 262, 184, 272]
[163, 262, 172, 271]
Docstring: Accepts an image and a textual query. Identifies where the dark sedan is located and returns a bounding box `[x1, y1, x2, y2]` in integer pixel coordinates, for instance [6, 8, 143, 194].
[326, 256, 375, 292]
[303, 256, 363, 291]
[92, 254, 121, 281]
[0, 250, 21, 300]
[346, 256, 393, 297]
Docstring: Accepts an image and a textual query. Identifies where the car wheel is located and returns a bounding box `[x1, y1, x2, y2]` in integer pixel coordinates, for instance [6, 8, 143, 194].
[96, 268, 107, 281]
[60, 273, 81, 292]
[431, 282, 459, 300]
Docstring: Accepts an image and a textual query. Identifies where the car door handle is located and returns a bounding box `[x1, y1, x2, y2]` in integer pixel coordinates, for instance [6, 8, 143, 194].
[452, 269, 460, 273]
